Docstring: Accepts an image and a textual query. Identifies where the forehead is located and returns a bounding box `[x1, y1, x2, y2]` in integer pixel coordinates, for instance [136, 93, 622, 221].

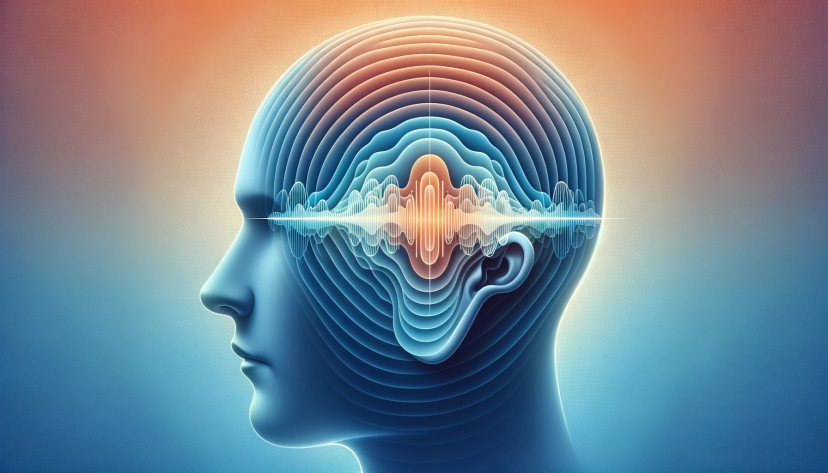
[234, 144, 274, 215]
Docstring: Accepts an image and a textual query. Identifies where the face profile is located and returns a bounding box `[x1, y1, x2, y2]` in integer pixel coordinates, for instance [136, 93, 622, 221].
[201, 17, 603, 472]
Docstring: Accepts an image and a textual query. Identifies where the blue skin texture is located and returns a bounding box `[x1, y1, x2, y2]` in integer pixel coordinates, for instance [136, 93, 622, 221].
[201, 18, 602, 472]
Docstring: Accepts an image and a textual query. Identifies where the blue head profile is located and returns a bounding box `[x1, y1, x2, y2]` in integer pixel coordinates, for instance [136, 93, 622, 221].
[201, 17, 603, 472]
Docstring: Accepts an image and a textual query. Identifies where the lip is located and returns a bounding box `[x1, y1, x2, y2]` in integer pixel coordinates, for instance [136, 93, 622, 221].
[231, 343, 269, 366]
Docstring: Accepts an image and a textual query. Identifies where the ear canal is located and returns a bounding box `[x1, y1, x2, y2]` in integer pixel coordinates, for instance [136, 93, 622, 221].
[478, 243, 526, 288]
[467, 232, 534, 299]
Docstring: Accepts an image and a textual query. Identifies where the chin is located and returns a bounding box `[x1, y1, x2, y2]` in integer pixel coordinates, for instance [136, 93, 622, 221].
[248, 386, 336, 447]
[249, 386, 296, 446]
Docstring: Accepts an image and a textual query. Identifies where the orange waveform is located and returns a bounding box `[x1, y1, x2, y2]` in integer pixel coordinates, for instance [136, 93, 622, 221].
[397, 154, 459, 280]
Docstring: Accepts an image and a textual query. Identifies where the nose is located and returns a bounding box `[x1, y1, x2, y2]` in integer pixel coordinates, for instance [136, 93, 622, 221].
[200, 279, 254, 319]
[200, 237, 255, 319]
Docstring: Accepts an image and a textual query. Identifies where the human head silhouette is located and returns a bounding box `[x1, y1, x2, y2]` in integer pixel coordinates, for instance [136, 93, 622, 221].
[201, 17, 602, 472]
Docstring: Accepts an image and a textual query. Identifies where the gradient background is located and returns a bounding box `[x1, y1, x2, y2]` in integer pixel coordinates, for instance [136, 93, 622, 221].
[1, 1, 826, 471]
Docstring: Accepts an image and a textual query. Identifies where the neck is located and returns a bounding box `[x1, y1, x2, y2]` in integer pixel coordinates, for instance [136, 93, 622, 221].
[345, 339, 578, 473]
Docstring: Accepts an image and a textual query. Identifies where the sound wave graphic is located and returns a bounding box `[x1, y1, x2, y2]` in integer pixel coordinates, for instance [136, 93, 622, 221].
[269, 154, 600, 279]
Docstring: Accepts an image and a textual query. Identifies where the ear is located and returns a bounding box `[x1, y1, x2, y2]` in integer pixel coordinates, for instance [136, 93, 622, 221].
[414, 232, 534, 363]
[463, 231, 535, 319]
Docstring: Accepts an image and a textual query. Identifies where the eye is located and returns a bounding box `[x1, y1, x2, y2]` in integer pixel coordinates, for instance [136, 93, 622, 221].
[236, 192, 277, 222]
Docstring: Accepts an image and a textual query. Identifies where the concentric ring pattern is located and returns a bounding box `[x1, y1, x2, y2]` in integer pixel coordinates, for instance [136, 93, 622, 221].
[245, 16, 603, 441]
